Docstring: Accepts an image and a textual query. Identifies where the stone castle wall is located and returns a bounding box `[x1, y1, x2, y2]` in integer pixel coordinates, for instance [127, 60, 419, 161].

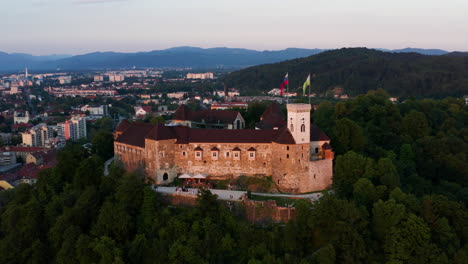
[272, 143, 311, 193]
[173, 143, 274, 178]
[114, 142, 145, 173]
[117, 137, 332, 194]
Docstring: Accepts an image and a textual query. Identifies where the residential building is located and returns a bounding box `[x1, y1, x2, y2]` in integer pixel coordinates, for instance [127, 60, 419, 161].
[186, 72, 214, 80]
[58, 116, 87, 141]
[21, 123, 53, 147]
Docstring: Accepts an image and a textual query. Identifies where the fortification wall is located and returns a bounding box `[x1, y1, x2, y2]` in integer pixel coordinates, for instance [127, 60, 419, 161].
[174, 143, 273, 177]
[304, 159, 333, 192]
[114, 142, 145, 172]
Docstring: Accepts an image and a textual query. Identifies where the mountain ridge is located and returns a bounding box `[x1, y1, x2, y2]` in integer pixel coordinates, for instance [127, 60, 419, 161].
[0, 46, 464, 72]
[223, 47, 468, 98]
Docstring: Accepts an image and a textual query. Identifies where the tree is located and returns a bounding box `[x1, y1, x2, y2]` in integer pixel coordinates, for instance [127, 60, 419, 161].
[74, 155, 103, 190]
[332, 118, 366, 154]
[92, 131, 114, 160]
[401, 110, 430, 140]
[333, 151, 369, 198]
[375, 158, 400, 190]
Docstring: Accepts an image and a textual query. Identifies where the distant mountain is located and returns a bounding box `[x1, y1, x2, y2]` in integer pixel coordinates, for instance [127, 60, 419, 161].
[0, 47, 465, 72]
[383, 48, 449, 55]
[0, 47, 326, 72]
[224, 48, 468, 98]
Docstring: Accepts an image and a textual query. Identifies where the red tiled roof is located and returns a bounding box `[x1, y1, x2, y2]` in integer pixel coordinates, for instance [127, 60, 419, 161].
[256, 102, 286, 129]
[11, 123, 34, 130]
[0, 146, 47, 152]
[116, 123, 296, 147]
[115, 119, 131, 132]
[142, 106, 152, 113]
[310, 124, 330, 141]
[173, 105, 240, 124]
[115, 122, 154, 148]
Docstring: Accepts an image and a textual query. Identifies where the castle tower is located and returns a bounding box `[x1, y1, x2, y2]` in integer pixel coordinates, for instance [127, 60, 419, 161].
[286, 104, 311, 144]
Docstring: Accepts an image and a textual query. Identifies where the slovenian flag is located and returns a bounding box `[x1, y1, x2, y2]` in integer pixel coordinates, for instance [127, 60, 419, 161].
[280, 73, 288, 95]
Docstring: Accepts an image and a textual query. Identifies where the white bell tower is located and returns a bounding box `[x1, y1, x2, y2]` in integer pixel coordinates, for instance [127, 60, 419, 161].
[287, 104, 311, 144]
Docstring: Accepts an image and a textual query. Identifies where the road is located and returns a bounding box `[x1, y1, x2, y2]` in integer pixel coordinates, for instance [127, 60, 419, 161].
[153, 186, 324, 202]
[104, 157, 114, 176]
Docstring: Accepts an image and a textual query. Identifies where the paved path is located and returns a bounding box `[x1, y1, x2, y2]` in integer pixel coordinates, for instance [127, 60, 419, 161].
[104, 157, 114, 176]
[153, 186, 324, 202]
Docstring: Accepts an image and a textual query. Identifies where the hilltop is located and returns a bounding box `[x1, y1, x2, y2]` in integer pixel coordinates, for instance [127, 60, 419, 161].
[224, 48, 468, 98]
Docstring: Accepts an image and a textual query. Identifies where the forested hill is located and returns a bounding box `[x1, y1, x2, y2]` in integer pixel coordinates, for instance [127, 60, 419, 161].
[224, 48, 468, 98]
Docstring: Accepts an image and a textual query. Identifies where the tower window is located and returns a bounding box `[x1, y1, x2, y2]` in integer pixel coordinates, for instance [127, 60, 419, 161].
[290, 123, 294, 132]
[286, 154, 289, 159]
[286, 146, 289, 150]
[315, 148, 319, 153]
[301, 124, 305, 132]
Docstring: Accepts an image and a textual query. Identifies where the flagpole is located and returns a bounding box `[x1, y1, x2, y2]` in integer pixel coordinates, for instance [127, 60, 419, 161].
[308, 73, 311, 105]
[286, 72, 289, 104]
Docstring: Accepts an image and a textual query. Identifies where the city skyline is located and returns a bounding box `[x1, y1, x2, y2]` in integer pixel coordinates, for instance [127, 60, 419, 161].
[2, 0, 468, 55]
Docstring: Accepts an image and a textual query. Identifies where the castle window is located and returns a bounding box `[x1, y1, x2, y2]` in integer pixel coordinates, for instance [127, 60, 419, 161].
[286, 146, 289, 150]
[286, 154, 289, 159]
[301, 124, 305, 132]
[163, 173, 168, 181]
[225, 152, 230, 158]
[211, 147, 219, 160]
[195, 151, 202, 160]
[159, 151, 165, 158]
[182, 151, 187, 157]
[290, 123, 294, 132]
[315, 147, 319, 153]
[248, 147, 256, 161]
[233, 147, 241, 160]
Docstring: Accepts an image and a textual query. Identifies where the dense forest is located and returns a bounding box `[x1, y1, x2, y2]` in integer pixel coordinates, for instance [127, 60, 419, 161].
[0, 92, 467, 263]
[224, 48, 468, 98]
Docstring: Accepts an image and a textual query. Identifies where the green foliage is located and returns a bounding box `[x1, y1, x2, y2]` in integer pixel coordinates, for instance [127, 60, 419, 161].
[225, 48, 468, 97]
[91, 131, 114, 160]
[0, 94, 467, 263]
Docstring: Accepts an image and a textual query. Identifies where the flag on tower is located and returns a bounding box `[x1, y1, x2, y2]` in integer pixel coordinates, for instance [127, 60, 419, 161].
[279, 73, 288, 95]
[303, 74, 310, 95]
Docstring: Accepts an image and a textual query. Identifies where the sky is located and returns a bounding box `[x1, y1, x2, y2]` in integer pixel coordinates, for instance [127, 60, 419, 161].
[1, 0, 468, 55]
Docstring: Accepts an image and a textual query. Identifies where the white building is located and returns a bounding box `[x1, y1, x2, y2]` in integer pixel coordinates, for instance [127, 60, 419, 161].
[80, 105, 109, 116]
[58, 76, 72, 85]
[186, 72, 214, 80]
[14, 111, 30, 124]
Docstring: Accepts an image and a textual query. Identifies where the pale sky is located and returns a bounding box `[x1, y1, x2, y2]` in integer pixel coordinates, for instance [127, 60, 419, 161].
[1, 0, 468, 55]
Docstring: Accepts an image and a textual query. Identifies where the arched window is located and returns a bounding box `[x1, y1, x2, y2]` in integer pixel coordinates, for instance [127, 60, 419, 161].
[163, 173, 168, 181]
[290, 123, 294, 132]
[301, 124, 305, 132]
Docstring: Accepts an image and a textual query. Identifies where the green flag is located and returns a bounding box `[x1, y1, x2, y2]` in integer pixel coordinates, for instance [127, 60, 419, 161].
[303, 74, 310, 95]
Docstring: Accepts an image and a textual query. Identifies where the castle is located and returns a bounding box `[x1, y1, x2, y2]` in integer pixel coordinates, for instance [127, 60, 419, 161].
[114, 103, 333, 194]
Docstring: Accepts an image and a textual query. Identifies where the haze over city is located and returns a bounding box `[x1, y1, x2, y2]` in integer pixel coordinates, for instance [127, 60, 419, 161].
[2, 0, 468, 55]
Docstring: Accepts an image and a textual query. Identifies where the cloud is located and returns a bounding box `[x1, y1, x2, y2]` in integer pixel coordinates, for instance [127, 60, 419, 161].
[72, 0, 129, 4]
